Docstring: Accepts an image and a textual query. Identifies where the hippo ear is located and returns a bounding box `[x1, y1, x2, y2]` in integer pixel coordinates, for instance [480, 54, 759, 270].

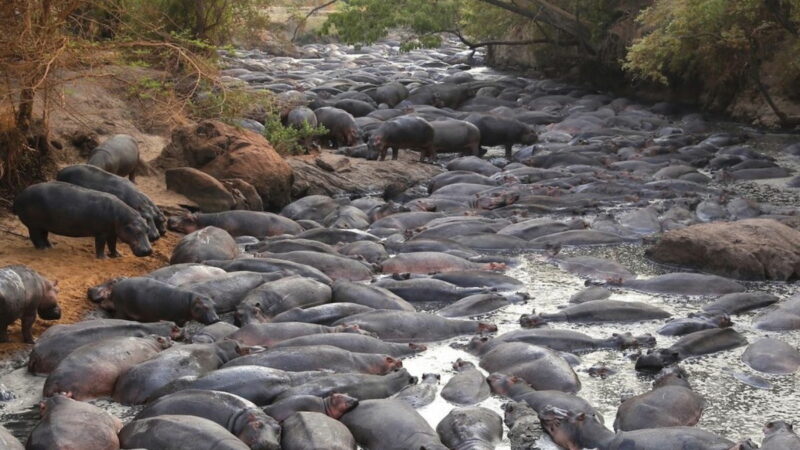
[573, 412, 586, 423]
[52, 279, 59, 288]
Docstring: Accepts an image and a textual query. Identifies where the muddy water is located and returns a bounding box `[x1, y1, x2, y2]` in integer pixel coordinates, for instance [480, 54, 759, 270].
[3, 40, 800, 449]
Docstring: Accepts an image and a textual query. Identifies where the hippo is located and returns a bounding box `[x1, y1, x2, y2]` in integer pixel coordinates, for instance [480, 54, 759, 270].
[28, 319, 181, 375]
[369, 211, 444, 234]
[552, 256, 635, 282]
[657, 313, 732, 336]
[323, 206, 370, 229]
[334, 310, 496, 342]
[248, 238, 339, 255]
[390, 373, 440, 408]
[150, 366, 326, 405]
[335, 98, 376, 117]
[373, 277, 487, 303]
[315, 107, 360, 147]
[0, 265, 60, 344]
[397, 238, 479, 260]
[183, 271, 281, 313]
[106, 277, 219, 325]
[503, 402, 544, 450]
[222, 345, 401, 375]
[0, 424, 22, 450]
[451, 233, 538, 253]
[43, 334, 172, 400]
[381, 252, 505, 274]
[119, 415, 250, 450]
[371, 82, 409, 107]
[286, 106, 318, 131]
[488, 373, 602, 422]
[275, 368, 418, 402]
[612, 273, 745, 296]
[263, 393, 359, 422]
[167, 211, 303, 237]
[146, 263, 227, 286]
[447, 156, 501, 176]
[205, 258, 333, 285]
[753, 296, 800, 331]
[281, 412, 357, 450]
[430, 171, 497, 194]
[636, 328, 748, 372]
[271, 333, 426, 357]
[438, 293, 513, 317]
[430, 119, 482, 157]
[26, 393, 122, 450]
[702, 292, 779, 315]
[465, 114, 537, 158]
[762, 421, 800, 449]
[521, 300, 671, 327]
[340, 399, 448, 450]
[13, 181, 152, 258]
[170, 226, 238, 264]
[440, 359, 490, 405]
[614, 367, 705, 431]
[297, 228, 381, 245]
[135, 389, 281, 450]
[332, 280, 415, 311]
[528, 230, 634, 248]
[570, 286, 612, 303]
[539, 405, 735, 450]
[270, 303, 374, 325]
[57, 164, 165, 240]
[281, 195, 341, 223]
[742, 338, 800, 374]
[243, 276, 331, 318]
[337, 241, 388, 264]
[469, 329, 655, 355]
[114, 340, 246, 405]
[87, 134, 139, 181]
[190, 321, 239, 343]
[432, 270, 524, 291]
[478, 342, 580, 393]
[436, 406, 503, 450]
[231, 318, 370, 345]
[265, 251, 373, 281]
[369, 115, 435, 161]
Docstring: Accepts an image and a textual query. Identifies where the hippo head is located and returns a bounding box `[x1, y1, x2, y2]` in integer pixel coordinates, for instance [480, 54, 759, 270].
[237, 412, 281, 450]
[586, 364, 616, 379]
[144, 217, 161, 242]
[635, 348, 680, 373]
[764, 420, 794, 437]
[608, 332, 656, 350]
[452, 359, 476, 372]
[467, 336, 492, 355]
[521, 127, 538, 145]
[475, 190, 520, 210]
[367, 135, 387, 159]
[519, 313, 547, 328]
[118, 216, 153, 257]
[503, 401, 535, 428]
[324, 393, 359, 419]
[37, 279, 61, 321]
[167, 213, 200, 234]
[730, 439, 759, 450]
[478, 322, 498, 334]
[151, 335, 174, 350]
[407, 343, 427, 353]
[372, 356, 403, 374]
[153, 212, 168, 236]
[653, 366, 691, 389]
[235, 302, 269, 327]
[167, 323, 184, 340]
[486, 373, 525, 396]
[87, 277, 124, 303]
[190, 296, 219, 325]
[421, 373, 440, 384]
[539, 406, 597, 450]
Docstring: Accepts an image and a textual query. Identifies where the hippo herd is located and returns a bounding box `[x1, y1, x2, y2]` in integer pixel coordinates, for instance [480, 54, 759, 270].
[2, 38, 800, 449]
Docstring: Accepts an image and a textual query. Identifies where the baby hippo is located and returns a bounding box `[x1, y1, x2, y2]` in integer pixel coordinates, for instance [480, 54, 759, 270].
[0, 265, 60, 343]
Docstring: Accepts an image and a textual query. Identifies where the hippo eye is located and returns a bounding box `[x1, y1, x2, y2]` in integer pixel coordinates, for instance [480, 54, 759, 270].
[766, 422, 774, 428]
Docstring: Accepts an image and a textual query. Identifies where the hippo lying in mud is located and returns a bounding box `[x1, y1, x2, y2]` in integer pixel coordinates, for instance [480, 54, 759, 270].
[635, 328, 747, 372]
[614, 367, 705, 431]
[26, 393, 122, 450]
[167, 210, 303, 237]
[0, 265, 60, 343]
[13, 181, 153, 258]
[263, 393, 359, 422]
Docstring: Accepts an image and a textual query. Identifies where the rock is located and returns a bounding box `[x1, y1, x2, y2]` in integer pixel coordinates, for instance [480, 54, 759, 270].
[165, 167, 235, 212]
[156, 120, 293, 211]
[221, 178, 264, 211]
[646, 219, 800, 281]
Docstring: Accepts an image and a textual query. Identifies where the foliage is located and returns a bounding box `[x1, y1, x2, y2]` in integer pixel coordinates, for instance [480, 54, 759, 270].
[263, 115, 327, 155]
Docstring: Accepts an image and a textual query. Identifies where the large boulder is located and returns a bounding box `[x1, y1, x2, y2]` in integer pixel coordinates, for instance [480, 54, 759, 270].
[165, 167, 235, 212]
[646, 219, 800, 281]
[157, 120, 293, 211]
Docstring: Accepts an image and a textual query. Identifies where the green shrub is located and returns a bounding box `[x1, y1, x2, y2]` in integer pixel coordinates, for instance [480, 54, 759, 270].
[263, 114, 327, 155]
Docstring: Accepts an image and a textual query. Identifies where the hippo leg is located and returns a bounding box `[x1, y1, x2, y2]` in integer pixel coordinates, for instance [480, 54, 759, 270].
[128, 170, 136, 183]
[505, 144, 513, 159]
[391, 147, 399, 160]
[0, 322, 8, 343]
[28, 227, 51, 249]
[21, 312, 35, 344]
[106, 234, 121, 258]
[94, 235, 115, 259]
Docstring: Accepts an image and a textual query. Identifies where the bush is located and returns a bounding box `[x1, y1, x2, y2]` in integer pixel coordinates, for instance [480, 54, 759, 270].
[263, 115, 327, 155]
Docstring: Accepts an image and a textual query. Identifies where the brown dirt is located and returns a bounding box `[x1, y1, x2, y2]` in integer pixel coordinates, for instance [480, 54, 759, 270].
[0, 212, 181, 355]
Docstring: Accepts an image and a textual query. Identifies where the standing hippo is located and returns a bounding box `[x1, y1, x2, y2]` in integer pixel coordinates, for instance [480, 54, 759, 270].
[13, 181, 153, 258]
[614, 367, 705, 431]
[119, 415, 250, 450]
[282, 412, 357, 450]
[333, 310, 497, 342]
[465, 114, 537, 158]
[170, 226, 239, 264]
[43, 334, 172, 400]
[440, 359, 490, 405]
[57, 164, 166, 240]
[87, 134, 139, 181]
[369, 116, 435, 161]
[0, 265, 60, 344]
[315, 107, 360, 147]
[135, 389, 282, 450]
[430, 119, 481, 156]
[264, 393, 359, 422]
[436, 406, 503, 450]
[26, 393, 122, 450]
[167, 211, 303, 237]
[340, 399, 448, 450]
[106, 277, 219, 325]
